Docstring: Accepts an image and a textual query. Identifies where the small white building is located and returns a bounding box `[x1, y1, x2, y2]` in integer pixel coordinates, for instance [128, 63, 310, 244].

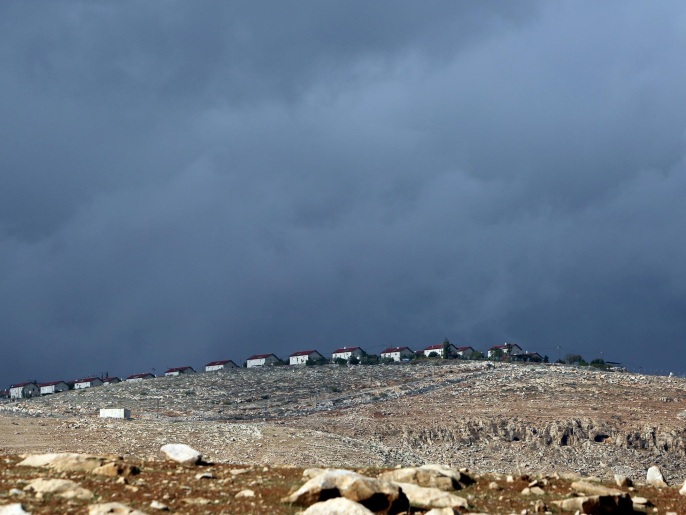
[205, 360, 239, 372]
[125, 373, 155, 382]
[422, 343, 461, 358]
[102, 377, 121, 386]
[380, 346, 414, 362]
[246, 353, 281, 368]
[331, 346, 366, 362]
[10, 382, 40, 399]
[164, 366, 196, 377]
[289, 350, 325, 366]
[74, 377, 104, 389]
[99, 408, 131, 419]
[487, 343, 523, 358]
[39, 381, 70, 395]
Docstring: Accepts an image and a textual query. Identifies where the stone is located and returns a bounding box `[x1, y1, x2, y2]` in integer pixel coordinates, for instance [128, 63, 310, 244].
[282, 469, 409, 514]
[679, 479, 686, 496]
[303, 468, 328, 479]
[528, 486, 545, 495]
[424, 509, 458, 515]
[92, 462, 140, 477]
[88, 503, 147, 514]
[378, 464, 473, 491]
[394, 482, 468, 510]
[18, 453, 114, 472]
[646, 465, 667, 487]
[488, 481, 501, 490]
[24, 478, 93, 500]
[571, 480, 624, 497]
[302, 498, 375, 515]
[552, 493, 633, 513]
[195, 472, 214, 480]
[614, 474, 633, 488]
[159, 444, 202, 465]
[0, 505, 31, 515]
[149, 500, 169, 511]
[235, 489, 255, 498]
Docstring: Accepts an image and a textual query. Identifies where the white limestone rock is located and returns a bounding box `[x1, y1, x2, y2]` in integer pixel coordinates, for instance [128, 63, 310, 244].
[302, 497, 374, 515]
[24, 478, 92, 500]
[159, 444, 202, 465]
[0, 504, 31, 515]
[646, 465, 668, 487]
[88, 502, 147, 514]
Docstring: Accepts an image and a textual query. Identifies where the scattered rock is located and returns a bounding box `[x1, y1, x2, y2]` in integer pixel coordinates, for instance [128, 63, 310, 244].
[159, 444, 202, 465]
[24, 478, 93, 500]
[378, 464, 472, 491]
[18, 453, 113, 472]
[282, 469, 409, 514]
[571, 480, 625, 497]
[195, 472, 214, 480]
[0, 505, 31, 515]
[92, 462, 140, 477]
[646, 465, 667, 487]
[394, 482, 468, 510]
[88, 502, 147, 514]
[553, 493, 633, 513]
[302, 497, 375, 514]
[488, 481, 501, 490]
[149, 500, 169, 511]
[679, 479, 686, 496]
[614, 474, 632, 488]
[235, 489, 255, 499]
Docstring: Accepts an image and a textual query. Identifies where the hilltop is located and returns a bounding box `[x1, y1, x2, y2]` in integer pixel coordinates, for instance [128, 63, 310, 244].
[2, 361, 686, 483]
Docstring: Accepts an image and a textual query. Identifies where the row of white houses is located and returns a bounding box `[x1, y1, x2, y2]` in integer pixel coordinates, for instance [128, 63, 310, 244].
[5, 342, 542, 400]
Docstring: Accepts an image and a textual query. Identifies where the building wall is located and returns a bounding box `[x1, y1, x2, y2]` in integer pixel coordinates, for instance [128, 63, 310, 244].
[247, 358, 266, 368]
[206, 364, 224, 372]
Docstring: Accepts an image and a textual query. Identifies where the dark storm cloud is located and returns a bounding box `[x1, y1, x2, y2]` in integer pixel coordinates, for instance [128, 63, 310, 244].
[2, 1, 686, 384]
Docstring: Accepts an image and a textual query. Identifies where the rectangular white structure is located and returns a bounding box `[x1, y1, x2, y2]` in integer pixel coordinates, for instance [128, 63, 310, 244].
[99, 408, 131, 419]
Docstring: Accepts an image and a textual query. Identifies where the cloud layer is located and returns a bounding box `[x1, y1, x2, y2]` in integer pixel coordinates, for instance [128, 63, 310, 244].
[2, 1, 686, 383]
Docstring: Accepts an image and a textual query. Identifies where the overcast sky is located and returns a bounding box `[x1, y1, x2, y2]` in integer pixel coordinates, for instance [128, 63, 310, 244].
[2, 1, 686, 385]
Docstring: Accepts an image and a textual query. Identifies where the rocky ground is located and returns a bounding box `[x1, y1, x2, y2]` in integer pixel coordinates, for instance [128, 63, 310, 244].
[2, 361, 686, 513]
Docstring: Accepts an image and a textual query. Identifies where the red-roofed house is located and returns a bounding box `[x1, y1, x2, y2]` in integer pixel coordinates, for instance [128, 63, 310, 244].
[125, 373, 155, 382]
[487, 343, 523, 358]
[74, 377, 103, 389]
[164, 366, 196, 377]
[39, 381, 70, 395]
[289, 350, 325, 366]
[331, 347, 366, 362]
[422, 342, 461, 358]
[10, 382, 40, 399]
[205, 360, 239, 372]
[380, 346, 414, 362]
[512, 351, 543, 362]
[246, 353, 281, 368]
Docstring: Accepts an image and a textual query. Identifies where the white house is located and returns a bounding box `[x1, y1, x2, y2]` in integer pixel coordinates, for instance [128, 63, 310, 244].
[331, 346, 366, 362]
[487, 343, 523, 358]
[125, 373, 155, 382]
[380, 346, 414, 362]
[74, 377, 104, 389]
[10, 382, 40, 399]
[289, 350, 325, 366]
[455, 346, 480, 358]
[205, 360, 239, 372]
[39, 381, 70, 395]
[422, 343, 461, 358]
[246, 353, 282, 368]
[102, 377, 121, 386]
[164, 366, 196, 377]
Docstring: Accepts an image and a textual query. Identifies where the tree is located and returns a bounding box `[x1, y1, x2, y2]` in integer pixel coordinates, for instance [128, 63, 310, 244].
[428, 351, 439, 358]
[349, 356, 360, 365]
[442, 338, 454, 359]
[333, 357, 347, 366]
[565, 354, 583, 365]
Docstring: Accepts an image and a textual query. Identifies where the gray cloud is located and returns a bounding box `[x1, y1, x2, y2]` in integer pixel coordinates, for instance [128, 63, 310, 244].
[2, 1, 686, 384]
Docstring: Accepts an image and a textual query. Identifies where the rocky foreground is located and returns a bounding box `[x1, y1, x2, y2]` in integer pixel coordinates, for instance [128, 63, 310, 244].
[1, 447, 686, 514]
[2, 361, 686, 512]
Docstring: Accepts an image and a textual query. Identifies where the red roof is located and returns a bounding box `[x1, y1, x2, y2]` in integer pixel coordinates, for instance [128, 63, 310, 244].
[455, 346, 474, 351]
[289, 350, 320, 357]
[206, 360, 235, 366]
[165, 367, 194, 373]
[247, 353, 278, 360]
[424, 344, 445, 351]
[332, 347, 361, 354]
[126, 373, 155, 379]
[381, 346, 412, 354]
[74, 377, 101, 383]
[10, 382, 37, 388]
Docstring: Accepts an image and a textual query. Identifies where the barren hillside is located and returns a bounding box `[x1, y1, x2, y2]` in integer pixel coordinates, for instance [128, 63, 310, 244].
[3, 362, 686, 484]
